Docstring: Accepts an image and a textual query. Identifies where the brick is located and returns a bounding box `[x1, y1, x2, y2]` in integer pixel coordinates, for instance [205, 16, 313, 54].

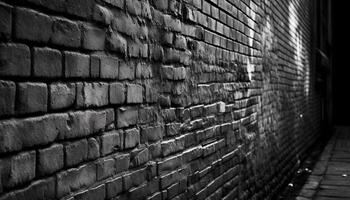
[0, 43, 31, 77]
[75, 185, 105, 200]
[123, 167, 147, 189]
[139, 107, 157, 124]
[103, 0, 125, 8]
[130, 148, 149, 167]
[0, 81, 15, 116]
[158, 154, 182, 175]
[56, 163, 96, 198]
[150, 44, 164, 61]
[141, 125, 163, 143]
[115, 153, 130, 173]
[161, 139, 177, 157]
[7, 151, 36, 188]
[15, 8, 52, 42]
[106, 176, 123, 198]
[149, 142, 161, 158]
[106, 31, 127, 55]
[90, 55, 100, 78]
[100, 56, 119, 79]
[82, 25, 105, 50]
[24, 0, 65, 11]
[165, 123, 181, 136]
[174, 35, 187, 50]
[124, 128, 140, 149]
[0, 114, 68, 153]
[33, 47, 62, 77]
[87, 137, 100, 160]
[152, 0, 168, 10]
[93, 5, 113, 24]
[64, 52, 90, 78]
[0, 177, 55, 200]
[65, 139, 88, 167]
[173, 67, 187, 80]
[112, 13, 138, 36]
[119, 61, 135, 80]
[50, 82, 76, 110]
[38, 144, 64, 176]
[0, 2, 12, 39]
[101, 130, 123, 155]
[51, 17, 81, 47]
[141, 0, 152, 19]
[127, 84, 143, 103]
[65, 0, 94, 18]
[17, 82, 47, 114]
[60, 110, 106, 139]
[77, 82, 109, 107]
[163, 15, 181, 32]
[117, 107, 138, 128]
[127, 0, 142, 15]
[169, 0, 181, 15]
[96, 158, 115, 181]
[110, 82, 125, 104]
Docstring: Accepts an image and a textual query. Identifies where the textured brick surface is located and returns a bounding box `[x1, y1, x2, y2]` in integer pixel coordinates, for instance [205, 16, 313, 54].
[0, 0, 322, 199]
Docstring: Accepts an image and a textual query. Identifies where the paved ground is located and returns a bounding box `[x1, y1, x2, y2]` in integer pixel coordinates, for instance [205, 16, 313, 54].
[296, 127, 350, 200]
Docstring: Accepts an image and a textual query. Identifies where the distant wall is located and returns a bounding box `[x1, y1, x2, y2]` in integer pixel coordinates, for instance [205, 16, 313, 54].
[0, 0, 321, 199]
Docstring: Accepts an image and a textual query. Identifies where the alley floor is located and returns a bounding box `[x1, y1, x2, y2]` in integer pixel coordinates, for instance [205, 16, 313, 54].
[296, 127, 350, 200]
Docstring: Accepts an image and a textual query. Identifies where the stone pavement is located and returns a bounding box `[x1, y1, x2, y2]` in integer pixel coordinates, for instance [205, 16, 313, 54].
[296, 127, 350, 200]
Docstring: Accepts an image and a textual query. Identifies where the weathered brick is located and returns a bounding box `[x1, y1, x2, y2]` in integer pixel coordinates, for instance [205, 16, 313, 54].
[65, 139, 88, 167]
[0, 177, 55, 200]
[174, 35, 187, 50]
[0, 2, 12, 39]
[112, 13, 138, 37]
[60, 110, 107, 139]
[149, 142, 161, 158]
[117, 107, 138, 128]
[82, 24, 105, 50]
[114, 153, 130, 173]
[65, 0, 94, 18]
[101, 130, 123, 155]
[110, 82, 125, 104]
[0, 114, 68, 153]
[17, 82, 47, 114]
[0, 80, 15, 116]
[38, 144, 64, 176]
[90, 55, 100, 78]
[127, 84, 143, 103]
[158, 154, 182, 175]
[0, 43, 31, 77]
[33, 47, 62, 77]
[139, 106, 157, 124]
[100, 56, 119, 79]
[56, 163, 96, 198]
[124, 128, 140, 149]
[106, 176, 123, 198]
[7, 151, 36, 188]
[152, 0, 168, 10]
[15, 8, 52, 42]
[51, 17, 81, 47]
[75, 185, 106, 200]
[141, 125, 163, 143]
[87, 137, 100, 160]
[24, 0, 65, 11]
[93, 5, 113, 24]
[165, 123, 181, 136]
[126, 0, 142, 15]
[77, 82, 109, 107]
[123, 167, 147, 189]
[106, 31, 127, 55]
[119, 60, 135, 80]
[130, 148, 149, 167]
[50, 82, 76, 110]
[64, 51, 90, 78]
[163, 15, 181, 32]
[96, 158, 115, 181]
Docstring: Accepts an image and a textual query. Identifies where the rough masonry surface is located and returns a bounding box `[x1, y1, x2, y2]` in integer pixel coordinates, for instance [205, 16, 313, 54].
[0, 0, 321, 199]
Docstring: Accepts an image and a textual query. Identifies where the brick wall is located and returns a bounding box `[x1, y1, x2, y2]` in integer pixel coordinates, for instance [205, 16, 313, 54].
[0, 0, 321, 199]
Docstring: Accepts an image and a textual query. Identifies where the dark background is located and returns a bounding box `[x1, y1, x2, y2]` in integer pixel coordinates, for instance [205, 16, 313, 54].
[332, 1, 349, 125]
